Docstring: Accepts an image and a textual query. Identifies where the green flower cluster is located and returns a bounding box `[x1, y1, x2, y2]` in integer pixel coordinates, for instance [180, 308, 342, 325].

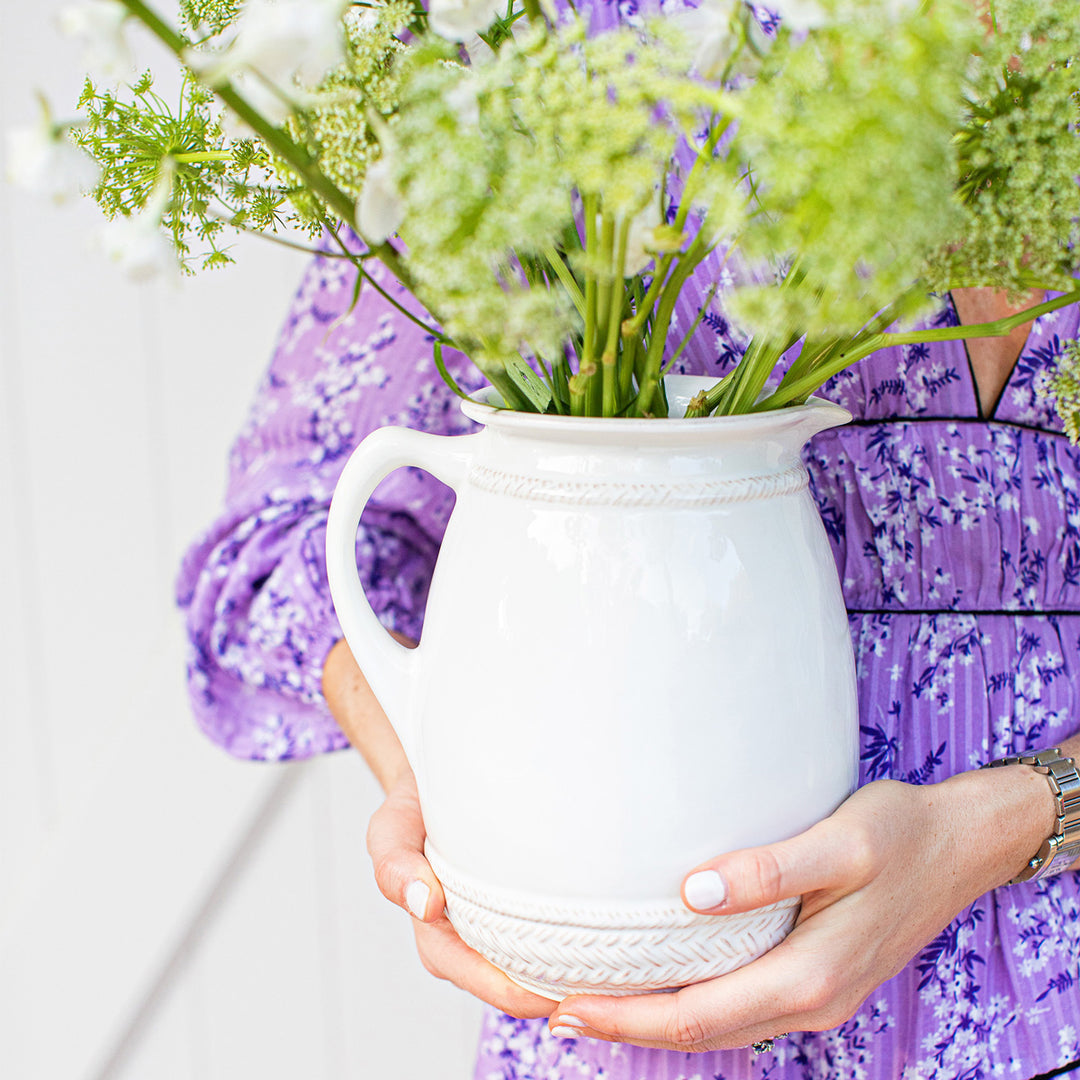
[73, 70, 272, 271]
[179, 0, 241, 36]
[279, 1, 415, 208]
[726, 0, 975, 338]
[926, 0, 1080, 297]
[1048, 339, 1080, 443]
[389, 19, 727, 407]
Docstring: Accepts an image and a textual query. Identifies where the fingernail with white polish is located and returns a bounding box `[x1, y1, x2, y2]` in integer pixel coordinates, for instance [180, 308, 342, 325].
[405, 880, 430, 920]
[550, 1015, 587, 1038]
[684, 869, 728, 910]
[556, 1015, 586, 1028]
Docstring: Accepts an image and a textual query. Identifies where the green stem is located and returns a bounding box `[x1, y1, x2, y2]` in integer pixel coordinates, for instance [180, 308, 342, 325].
[661, 283, 718, 379]
[619, 279, 646, 402]
[324, 221, 450, 343]
[580, 194, 603, 413]
[619, 127, 732, 348]
[846, 285, 936, 351]
[569, 363, 596, 416]
[594, 213, 617, 415]
[622, 252, 677, 340]
[551, 357, 571, 414]
[673, 117, 729, 235]
[209, 211, 362, 259]
[582, 195, 599, 358]
[173, 150, 232, 163]
[594, 211, 616, 355]
[708, 335, 761, 414]
[718, 260, 809, 415]
[433, 340, 482, 404]
[542, 244, 586, 316]
[685, 369, 736, 417]
[479, 356, 533, 411]
[775, 336, 837, 396]
[620, 329, 641, 402]
[757, 288, 1080, 412]
[633, 235, 710, 415]
[601, 215, 631, 417]
[880, 288, 1080, 348]
[759, 285, 938, 411]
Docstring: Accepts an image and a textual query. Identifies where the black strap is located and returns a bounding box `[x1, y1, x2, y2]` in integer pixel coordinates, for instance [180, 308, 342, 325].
[841, 415, 1063, 438]
[1030, 1061, 1080, 1080]
[848, 609, 1080, 618]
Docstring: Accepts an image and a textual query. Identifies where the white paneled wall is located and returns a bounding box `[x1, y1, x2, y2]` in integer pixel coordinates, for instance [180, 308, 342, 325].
[0, 3, 483, 1077]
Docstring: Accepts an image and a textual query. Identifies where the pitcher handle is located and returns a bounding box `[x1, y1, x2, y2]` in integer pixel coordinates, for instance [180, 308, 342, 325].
[325, 426, 476, 766]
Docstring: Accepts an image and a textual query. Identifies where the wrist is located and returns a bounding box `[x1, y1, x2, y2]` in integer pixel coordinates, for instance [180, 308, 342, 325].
[322, 637, 412, 792]
[931, 762, 1058, 894]
[984, 748, 1080, 882]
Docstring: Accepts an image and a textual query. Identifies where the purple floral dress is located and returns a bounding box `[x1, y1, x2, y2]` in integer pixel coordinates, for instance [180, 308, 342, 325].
[174, 8, 1079, 1074]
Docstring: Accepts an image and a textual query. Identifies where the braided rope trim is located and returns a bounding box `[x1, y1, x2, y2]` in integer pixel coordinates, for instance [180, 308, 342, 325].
[427, 848, 799, 997]
[466, 463, 807, 507]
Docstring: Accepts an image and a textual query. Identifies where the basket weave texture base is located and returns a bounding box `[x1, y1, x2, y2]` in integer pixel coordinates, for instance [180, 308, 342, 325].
[426, 845, 800, 999]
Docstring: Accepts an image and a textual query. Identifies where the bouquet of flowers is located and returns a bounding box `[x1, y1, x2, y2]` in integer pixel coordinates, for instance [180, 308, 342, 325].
[15, 0, 1080, 427]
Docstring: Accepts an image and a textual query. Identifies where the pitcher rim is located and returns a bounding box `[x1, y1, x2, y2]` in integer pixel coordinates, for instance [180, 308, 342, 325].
[460, 375, 852, 438]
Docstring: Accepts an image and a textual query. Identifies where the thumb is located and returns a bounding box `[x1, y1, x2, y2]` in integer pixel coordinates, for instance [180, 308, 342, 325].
[367, 777, 447, 923]
[680, 817, 864, 915]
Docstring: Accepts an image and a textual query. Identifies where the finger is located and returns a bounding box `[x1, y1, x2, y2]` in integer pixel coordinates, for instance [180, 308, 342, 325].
[680, 814, 875, 915]
[549, 934, 825, 1050]
[415, 918, 557, 1020]
[546, 1018, 797, 1054]
[366, 780, 446, 922]
[549, 996, 817, 1053]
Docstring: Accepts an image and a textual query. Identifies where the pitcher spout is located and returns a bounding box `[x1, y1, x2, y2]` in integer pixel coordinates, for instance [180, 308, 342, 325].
[788, 395, 854, 442]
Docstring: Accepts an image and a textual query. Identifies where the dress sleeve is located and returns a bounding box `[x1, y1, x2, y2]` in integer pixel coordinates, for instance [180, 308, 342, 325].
[175, 252, 484, 761]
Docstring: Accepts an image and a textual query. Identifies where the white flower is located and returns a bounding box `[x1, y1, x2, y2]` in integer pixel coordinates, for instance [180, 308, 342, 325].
[878, 0, 920, 16]
[625, 206, 663, 275]
[772, 0, 916, 30]
[462, 33, 493, 66]
[187, 0, 346, 88]
[5, 123, 100, 204]
[623, 203, 685, 276]
[428, 0, 503, 43]
[673, 0, 738, 80]
[445, 75, 480, 127]
[98, 211, 177, 281]
[357, 155, 404, 244]
[769, 0, 828, 32]
[58, 0, 133, 80]
[97, 171, 177, 281]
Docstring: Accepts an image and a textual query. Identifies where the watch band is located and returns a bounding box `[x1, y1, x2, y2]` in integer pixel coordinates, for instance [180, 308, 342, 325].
[984, 748, 1080, 883]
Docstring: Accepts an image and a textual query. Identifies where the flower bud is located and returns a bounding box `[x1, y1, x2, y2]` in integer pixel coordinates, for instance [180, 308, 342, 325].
[358, 156, 405, 244]
[427, 0, 504, 43]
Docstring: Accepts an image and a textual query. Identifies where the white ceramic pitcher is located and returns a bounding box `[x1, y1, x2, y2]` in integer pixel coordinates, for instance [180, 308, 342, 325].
[326, 375, 858, 998]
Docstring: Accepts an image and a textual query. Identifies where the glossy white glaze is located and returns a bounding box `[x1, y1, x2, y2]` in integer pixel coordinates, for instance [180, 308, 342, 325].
[326, 376, 859, 993]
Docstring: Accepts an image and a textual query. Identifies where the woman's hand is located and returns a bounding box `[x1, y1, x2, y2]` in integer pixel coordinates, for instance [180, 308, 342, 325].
[323, 637, 554, 1019]
[545, 765, 1058, 1052]
[367, 768, 557, 1020]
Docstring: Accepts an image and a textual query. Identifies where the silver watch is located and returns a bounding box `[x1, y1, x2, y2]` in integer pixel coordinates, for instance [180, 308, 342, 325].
[984, 747, 1080, 883]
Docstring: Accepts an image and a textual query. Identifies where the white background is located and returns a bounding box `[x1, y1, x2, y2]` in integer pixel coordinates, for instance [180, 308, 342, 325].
[0, 2, 483, 1076]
